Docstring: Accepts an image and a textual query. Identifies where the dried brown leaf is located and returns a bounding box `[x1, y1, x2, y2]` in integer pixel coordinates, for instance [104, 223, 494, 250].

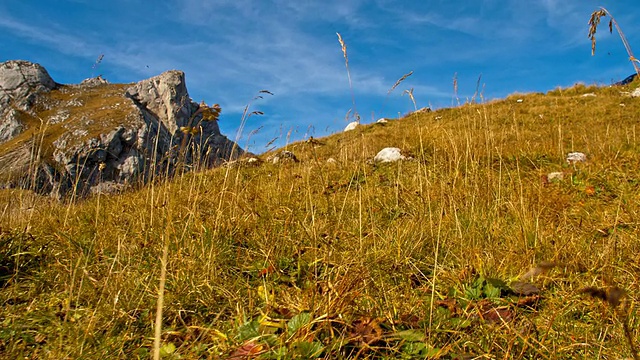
[349, 317, 384, 344]
[580, 286, 626, 308]
[515, 295, 542, 308]
[474, 300, 515, 323]
[519, 261, 555, 281]
[510, 281, 541, 296]
[229, 341, 265, 359]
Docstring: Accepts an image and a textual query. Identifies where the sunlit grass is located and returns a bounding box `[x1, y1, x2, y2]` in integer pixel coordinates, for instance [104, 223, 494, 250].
[1, 78, 640, 358]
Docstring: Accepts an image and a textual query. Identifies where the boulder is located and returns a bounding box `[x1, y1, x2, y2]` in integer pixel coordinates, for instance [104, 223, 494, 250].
[344, 121, 359, 132]
[0, 60, 57, 143]
[374, 147, 406, 163]
[0, 60, 242, 198]
[0, 60, 56, 110]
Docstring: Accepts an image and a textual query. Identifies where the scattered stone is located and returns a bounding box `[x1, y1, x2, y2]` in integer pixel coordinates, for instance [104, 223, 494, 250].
[306, 136, 324, 146]
[546, 172, 564, 181]
[344, 121, 359, 132]
[376, 118, 388, 124]
[89, 181, 127, 195]
[566, 152, 586, 164]
[224, 156, 262, 168]
[414, 107, 431, 113]
[373, 147, 406, 163]
[267, 150, 299, 164]
[631, 88, 640, 97]
[48, 109, 70, 124]
[516, 99, 524, 103]
[326, 157, 337, 164]
[580, 93, 596, 97]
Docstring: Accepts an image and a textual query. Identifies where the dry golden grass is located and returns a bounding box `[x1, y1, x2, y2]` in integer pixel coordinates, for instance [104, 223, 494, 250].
[337, 33, 360, 123]
[1, 77, 640, 358]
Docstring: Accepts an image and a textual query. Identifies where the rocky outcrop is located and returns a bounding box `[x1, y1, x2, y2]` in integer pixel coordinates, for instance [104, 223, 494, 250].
[0, 61, 57, 143]
[0, 60, 242, 198]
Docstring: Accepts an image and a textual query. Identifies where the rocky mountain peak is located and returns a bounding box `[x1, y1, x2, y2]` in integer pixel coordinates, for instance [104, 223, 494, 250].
[0, 60, 242, 198]
[0, 60, 57, 109]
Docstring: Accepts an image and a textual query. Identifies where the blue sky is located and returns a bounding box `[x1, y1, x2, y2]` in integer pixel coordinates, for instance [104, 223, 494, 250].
[1, 1, 639, 153]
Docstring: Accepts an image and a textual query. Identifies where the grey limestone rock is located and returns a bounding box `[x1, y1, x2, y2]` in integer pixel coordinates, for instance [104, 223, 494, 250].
[0, 60, 242, 198]
[80, 75, 109, 87]
[0, 60, 57, 143]
[0, 60, 56, 110]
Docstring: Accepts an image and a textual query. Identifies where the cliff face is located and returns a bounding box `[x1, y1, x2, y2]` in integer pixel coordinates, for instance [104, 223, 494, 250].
[0, 60, 242, 198]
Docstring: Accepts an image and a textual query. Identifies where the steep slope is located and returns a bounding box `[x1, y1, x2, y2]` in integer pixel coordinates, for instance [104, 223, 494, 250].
[1, 80, 640, 358]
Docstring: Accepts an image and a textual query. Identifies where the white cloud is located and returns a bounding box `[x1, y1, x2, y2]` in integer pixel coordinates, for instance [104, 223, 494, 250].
[0, 15, 92, 55]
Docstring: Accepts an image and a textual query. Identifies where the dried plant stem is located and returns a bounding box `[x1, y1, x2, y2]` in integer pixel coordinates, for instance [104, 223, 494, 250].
[620, 308, 639, 360]
[337, 33, 359, 122]
[388, 71, 413, 95]
[381, 71, 414, 114]
[402, 88, 417, 111]
[589, 7, 640, 76]
[153, 237, 169, 360]
[452, 72, 459, 106]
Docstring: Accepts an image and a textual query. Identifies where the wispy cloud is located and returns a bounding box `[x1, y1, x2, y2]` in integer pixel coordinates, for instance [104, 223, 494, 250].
[0, 15, 93, 56]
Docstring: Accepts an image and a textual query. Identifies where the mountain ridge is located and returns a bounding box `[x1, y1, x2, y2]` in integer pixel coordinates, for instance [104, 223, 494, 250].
[0, 60, 243, 198]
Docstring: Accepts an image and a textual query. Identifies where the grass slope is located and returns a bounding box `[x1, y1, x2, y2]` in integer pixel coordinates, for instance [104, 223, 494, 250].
[1, 81, 640, 359]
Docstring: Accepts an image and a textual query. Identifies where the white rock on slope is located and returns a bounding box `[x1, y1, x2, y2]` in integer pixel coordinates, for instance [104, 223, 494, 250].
[374, 147, 406, 163]
[344, 121, 359, 132]
[566, 152, 586, 163]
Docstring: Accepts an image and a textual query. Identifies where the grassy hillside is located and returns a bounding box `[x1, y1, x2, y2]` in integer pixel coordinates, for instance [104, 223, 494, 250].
[1, 80, 640, 359]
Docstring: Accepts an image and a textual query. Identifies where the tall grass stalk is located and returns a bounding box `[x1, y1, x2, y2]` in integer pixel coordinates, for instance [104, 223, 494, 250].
[153, 237, 169, 360]
[337, 33, 360, 123]
[589, 7, 640, 76]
